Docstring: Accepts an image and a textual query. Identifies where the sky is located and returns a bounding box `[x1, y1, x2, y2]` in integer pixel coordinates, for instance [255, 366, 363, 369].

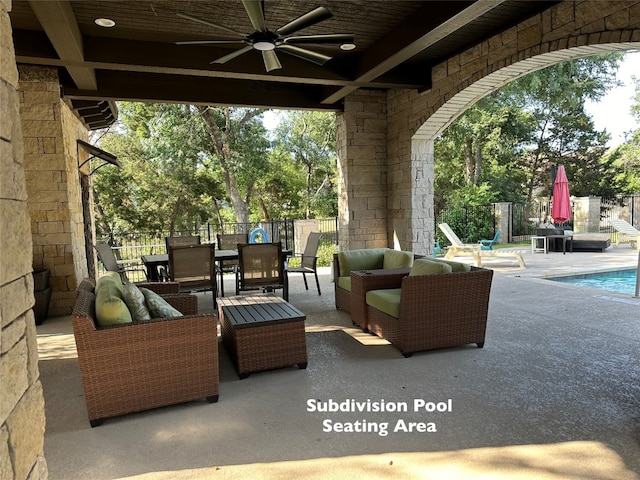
[263, 51, 640, 147]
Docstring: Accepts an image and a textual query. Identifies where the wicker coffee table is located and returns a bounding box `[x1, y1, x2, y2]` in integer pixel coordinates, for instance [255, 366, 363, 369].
[218, 295, 308, 379]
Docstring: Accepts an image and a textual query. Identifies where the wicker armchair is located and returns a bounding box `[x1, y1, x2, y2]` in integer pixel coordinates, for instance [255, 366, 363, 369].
[71, 279, 219, 426]
[365, 267, 493, 357]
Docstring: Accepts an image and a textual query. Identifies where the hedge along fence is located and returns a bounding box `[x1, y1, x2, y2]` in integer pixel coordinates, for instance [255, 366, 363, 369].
[436, 205, 497, 245]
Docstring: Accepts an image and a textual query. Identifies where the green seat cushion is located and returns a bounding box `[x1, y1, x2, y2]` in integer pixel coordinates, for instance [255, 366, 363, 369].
[430, 258, 471, 272]
[95, 282, 132, 327]
[366, 289, 402, 318]
[338, 248, 387, 276]
[383, 249, 414, 269]
[409, 259, 453, 276]
[122, 283, 152, 322]
[337, 276, 351, 292]
[140, 288, 183, 319]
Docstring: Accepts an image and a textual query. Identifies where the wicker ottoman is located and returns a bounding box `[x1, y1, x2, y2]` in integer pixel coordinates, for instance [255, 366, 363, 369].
[218, 295, 307, 379]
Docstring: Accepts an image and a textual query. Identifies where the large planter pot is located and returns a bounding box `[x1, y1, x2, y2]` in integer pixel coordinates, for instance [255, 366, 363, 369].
[33, 269, 51, 325]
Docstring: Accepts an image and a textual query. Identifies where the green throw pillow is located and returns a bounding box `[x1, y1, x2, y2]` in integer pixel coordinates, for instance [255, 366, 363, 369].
[95, 282, 132, 327]
[383, 249, 414, 269]
[409, 259, 452, 276]
[140, 288, 183, 319]
[430, 258, 471, 272]
[96, 271, 124, 295]
[122, 284, 152, 322]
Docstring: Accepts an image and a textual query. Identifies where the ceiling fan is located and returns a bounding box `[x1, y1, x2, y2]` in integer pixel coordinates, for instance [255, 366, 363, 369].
[176, 0, 355, 72]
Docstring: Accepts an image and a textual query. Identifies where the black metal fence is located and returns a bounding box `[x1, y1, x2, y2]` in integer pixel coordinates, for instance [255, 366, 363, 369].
[601, 195, 640, 232]
[97, 218, 339, 277]
[435, 205, 496, 244]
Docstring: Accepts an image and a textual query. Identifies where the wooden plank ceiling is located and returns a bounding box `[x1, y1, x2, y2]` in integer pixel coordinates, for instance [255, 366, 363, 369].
[9, 0, 558, 129]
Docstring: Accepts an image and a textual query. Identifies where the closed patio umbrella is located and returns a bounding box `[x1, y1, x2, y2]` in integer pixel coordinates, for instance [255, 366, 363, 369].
[551, 164, 571, 224]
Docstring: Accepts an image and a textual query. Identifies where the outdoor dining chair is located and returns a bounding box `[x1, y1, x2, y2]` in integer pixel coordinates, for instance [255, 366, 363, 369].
[168, 244, 217, 301]
[162, 236, 202, 280]
[165, 235, 201, 250]
[236, 242, 288, 300]
[94, 244, 147, 283]
[285, 231, 321, 296]
[217, 233, 248, 269]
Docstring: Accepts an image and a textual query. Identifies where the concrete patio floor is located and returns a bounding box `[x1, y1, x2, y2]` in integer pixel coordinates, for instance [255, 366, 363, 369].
[36, 245, 640, 479]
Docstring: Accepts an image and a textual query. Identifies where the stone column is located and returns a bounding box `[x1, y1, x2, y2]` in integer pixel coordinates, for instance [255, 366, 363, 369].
[407, 138, 435, 256]
[494, 202, 511, 243]
[573, 196, 601, 233]
[19, 65, 90, 316]
[1, 0, 49, 478]
[336, 90, 388, 251]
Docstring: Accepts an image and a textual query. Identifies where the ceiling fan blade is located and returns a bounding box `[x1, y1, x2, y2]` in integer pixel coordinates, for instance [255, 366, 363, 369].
[284, 33, 355, 45]
[210, 45, 253, 64]
[275, 6, 332, 37]
[262, 50, 282, 72]
[176, 40, 247, 45]
[241, 0, 267, 32]
[278, 44, 331, 66]
[177, 12, 246, 37]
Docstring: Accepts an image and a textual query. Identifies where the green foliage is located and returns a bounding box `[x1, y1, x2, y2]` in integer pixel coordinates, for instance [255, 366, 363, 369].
[436, 205, 495, 245]
[435, 53, 630, 212]
[94, 104, 338, 236]
[269, 111, 338, 219]
[316, 243, 339, 267]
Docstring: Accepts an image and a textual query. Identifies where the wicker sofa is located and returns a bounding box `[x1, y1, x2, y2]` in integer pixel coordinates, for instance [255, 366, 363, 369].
[332, 248, 414, 313]
[72, 279, 219, 426]
[364, 261, 493, 357]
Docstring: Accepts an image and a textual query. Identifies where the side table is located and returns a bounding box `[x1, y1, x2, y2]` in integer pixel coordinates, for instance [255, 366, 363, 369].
[531, 236, 547, 254]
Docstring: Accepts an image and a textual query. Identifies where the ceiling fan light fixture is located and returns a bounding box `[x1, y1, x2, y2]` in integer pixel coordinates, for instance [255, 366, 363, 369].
[340, 43, 356, 51]
[94, 17, 116, 28]
[254, 41, 275, 51]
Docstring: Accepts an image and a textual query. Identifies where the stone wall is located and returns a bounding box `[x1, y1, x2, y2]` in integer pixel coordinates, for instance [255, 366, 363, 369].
[1, 0, 49, 478]
[19, 65, 89, 317]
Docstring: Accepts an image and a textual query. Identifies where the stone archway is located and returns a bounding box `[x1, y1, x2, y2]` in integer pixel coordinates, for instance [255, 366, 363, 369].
[379, 0, 640, 255]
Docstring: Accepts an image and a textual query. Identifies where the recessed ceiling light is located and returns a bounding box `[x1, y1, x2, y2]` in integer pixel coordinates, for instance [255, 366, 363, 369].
[95, 18, 116, 28]
[340, 43, 356, 51]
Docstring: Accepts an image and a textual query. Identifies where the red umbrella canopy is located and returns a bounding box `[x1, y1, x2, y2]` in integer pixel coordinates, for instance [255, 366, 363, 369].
[551, 165, 571, 224]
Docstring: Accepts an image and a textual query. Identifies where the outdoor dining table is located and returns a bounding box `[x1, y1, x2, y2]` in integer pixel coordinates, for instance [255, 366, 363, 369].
[141, 248, 292, 297]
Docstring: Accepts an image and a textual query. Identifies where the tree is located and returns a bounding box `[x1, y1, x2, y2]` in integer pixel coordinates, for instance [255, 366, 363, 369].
[95, 103, 226, 235]
[94, 103, 273, 235]
[270, 111, 337, 218]
[605, 76, 640, 194]
[435, 54, 624, 211]
[198, 107, 271, 225]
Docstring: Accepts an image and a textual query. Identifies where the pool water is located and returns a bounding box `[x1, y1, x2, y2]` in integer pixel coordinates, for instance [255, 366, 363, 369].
[548, 268, 639, 295]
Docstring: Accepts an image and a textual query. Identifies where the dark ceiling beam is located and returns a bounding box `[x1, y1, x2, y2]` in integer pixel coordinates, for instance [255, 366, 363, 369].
[27, 0, 97, 90]
[320, 0, 510, 104]
[62, 70, 343, 111]
[13, 31, 423, 91]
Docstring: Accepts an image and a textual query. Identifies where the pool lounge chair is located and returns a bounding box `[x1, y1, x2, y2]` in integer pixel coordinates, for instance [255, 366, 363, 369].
[438, 223, 480, 260]
[438, 224, 525, 268]
[611, 219, 639, 248]
[478, 231, 500, 250]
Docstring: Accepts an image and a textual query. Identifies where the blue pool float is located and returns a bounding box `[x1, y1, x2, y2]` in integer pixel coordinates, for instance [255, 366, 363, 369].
[249, 228, 269, 243]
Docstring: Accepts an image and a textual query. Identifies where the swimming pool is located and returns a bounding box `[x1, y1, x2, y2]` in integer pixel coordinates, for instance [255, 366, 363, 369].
[548, 268, 639, 296]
